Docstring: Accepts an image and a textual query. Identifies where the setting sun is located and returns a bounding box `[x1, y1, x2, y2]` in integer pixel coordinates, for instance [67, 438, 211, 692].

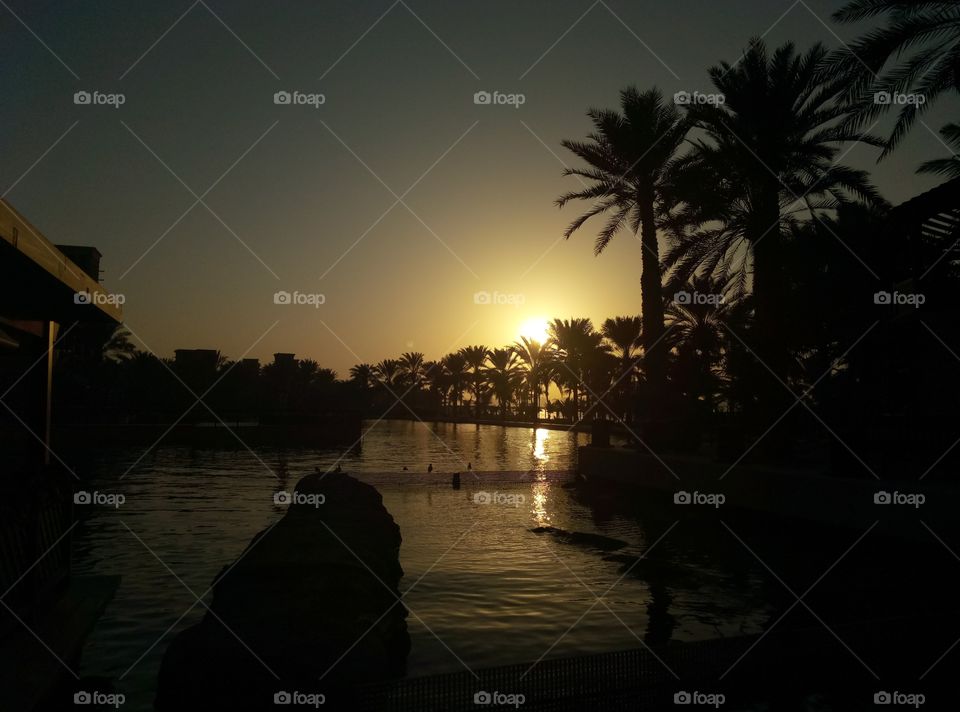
[519, 316, 550, 344]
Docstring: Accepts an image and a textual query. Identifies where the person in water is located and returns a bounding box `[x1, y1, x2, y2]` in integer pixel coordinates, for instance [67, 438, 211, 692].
[427, 463, 433, 473]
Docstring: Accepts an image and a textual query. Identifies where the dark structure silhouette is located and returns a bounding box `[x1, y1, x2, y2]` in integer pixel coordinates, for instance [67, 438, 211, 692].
[156, 470, 409, 710]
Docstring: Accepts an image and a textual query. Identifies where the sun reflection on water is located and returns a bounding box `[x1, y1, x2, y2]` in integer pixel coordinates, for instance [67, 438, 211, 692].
[533, 427, 550, 464]
[531, 481, 551, 525]
[531, 428, 552, 524]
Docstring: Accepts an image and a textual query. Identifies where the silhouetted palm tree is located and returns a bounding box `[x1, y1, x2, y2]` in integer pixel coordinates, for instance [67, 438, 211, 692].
[422, 360, 447, 408]
[670, 40, 883, 387]
[349, 363, 375, 389]
[918, 124, 960, 177]
[441, 351, 468, 413]
[548, 318, 604, 420]
[511, 336, 551, 420]
[485, 348, 523, 418]
[458, 345, 489, 415]
[558, 87, 687, 398]
[601, 316, 642, 373]
[601, 316, 643, 419]
[374, 359, 401, 389]
[825, 0, 960, 156]
[399, 351, 426, 390]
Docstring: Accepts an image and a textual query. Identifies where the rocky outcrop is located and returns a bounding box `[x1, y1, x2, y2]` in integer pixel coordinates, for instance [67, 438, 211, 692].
[155, 471, 408, 710]
[530, 526, 628, 551]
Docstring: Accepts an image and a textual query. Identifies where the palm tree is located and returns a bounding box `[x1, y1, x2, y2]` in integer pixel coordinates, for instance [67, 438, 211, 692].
[918, 124, 960, 178]
[349, 363, 375, 390]
[441, 351, 468, 414]
[558, 87, 687, 399]
[511, 336, 551, 420]
[670, 39, 883, 387]
[398, 351, 426, 390]
[458, 345, 489, 416]
[601, 316, 643, 419]
[484, 348, 523, 419]
[373, 359, 401, 390]
[601, 316, 642, 372]
[825, 0, 960, 156]
[548, 318, 604, 421]
[422, 360, 448, 409]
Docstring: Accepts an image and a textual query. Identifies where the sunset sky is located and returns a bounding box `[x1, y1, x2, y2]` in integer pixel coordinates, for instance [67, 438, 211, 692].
[2, 0, 956, 375]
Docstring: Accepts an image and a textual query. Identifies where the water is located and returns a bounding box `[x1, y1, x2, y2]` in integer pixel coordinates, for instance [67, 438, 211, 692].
[73, 420, 774, 710]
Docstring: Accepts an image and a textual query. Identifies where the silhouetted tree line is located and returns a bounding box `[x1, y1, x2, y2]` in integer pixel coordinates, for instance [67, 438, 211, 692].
[547, 0, 960, 473]
[37, 2, 960, 479]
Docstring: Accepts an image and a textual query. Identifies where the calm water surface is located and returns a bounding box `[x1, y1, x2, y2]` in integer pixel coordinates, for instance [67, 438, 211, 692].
[74, 420, 773, 710]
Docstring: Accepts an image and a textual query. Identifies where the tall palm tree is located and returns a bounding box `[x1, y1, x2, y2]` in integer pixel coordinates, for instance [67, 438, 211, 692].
[548, 318, 604, 421]
[373, 359, 401, 389]
[825, 0, 960, 156]
[918, 123, 960, 177]
[670, 39, 883, 387]
[441, 351, 468, 413]
[458, 345, 489, 415]
[601, 315, 643, 419]
[484, 348, 523, 419]
[601, 316, 642, 373]
[422, 360, 447, 408]
[558, 87, 688, 398]
[511, 336, 551, 420]
[398, 351, 426, 390]
[349, 363, 375, 390]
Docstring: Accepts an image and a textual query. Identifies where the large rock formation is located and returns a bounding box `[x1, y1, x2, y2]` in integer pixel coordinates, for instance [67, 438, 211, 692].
[155, 470, 409, 710]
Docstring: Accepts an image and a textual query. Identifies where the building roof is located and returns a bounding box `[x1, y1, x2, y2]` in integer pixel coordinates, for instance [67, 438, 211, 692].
[0, 199, 122, 323]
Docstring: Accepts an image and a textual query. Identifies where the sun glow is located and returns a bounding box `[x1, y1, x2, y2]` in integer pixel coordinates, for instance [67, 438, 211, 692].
[518, 317, 550, 344]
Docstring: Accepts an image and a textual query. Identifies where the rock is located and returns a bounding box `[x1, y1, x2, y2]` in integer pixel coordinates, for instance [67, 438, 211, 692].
[155, 471, 409, 710]
[529, 526, 628, 551]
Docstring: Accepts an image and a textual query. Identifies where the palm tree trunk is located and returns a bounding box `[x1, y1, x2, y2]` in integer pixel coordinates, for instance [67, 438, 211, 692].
[639, 192, 666, 400]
